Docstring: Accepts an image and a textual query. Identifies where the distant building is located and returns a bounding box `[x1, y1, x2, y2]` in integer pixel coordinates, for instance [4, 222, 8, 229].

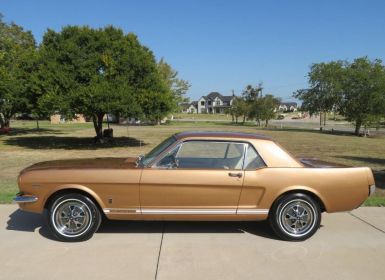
[191, 92, 235, 114]
[50, 114, 86, 124]
[278, 102, 298, 112]
[181, 101, 198, 114]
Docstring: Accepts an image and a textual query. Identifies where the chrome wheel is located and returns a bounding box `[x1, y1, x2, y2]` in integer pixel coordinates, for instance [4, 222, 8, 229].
[278, 199, 316, 237]
[52, 199, 92, 238]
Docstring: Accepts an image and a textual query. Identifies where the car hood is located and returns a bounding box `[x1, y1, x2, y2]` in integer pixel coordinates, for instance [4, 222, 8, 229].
[21, 157, 138, 173]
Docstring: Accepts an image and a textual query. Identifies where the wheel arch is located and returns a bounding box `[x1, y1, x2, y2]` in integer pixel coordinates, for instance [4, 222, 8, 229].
[273, 187, 328, 213]
[43, 185, 106, 215]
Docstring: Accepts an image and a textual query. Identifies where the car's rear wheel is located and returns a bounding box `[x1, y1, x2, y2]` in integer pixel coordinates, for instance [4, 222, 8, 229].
[269, 193, 321, 241]
[47, 193, 101, 242]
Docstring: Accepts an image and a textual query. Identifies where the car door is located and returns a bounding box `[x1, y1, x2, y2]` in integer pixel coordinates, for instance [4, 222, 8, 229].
[140, 140, 246, 215]
[237, 144, 268, 214]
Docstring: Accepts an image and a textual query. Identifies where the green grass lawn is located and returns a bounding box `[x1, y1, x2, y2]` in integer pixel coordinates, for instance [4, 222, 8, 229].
[1, 120, 384, 206]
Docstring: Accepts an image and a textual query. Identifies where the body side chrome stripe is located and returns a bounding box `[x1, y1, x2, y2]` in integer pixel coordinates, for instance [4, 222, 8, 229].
[237, 209, 269, 214]
[141, 209, 236, 215]
[104, 208, 269, 215]
[103, 208, 140, 214]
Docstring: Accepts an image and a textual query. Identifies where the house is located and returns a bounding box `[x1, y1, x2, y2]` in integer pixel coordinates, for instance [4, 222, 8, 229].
[196, 92, 235, 114]
[278, 102, 298, 112]
[181, 101, 198, 114]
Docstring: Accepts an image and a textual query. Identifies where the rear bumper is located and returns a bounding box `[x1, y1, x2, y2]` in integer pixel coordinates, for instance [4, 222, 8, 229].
[369, 184, 376, 196]
[13, 193, 38, 203]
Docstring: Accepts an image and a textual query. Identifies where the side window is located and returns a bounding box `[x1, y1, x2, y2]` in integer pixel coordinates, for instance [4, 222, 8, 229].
[155, 145, 180, 169]
[226, 143, 243, 159]
[156, 141, 245, 170]
[244, 145, 266, 170]
[177, 141, 227, 159]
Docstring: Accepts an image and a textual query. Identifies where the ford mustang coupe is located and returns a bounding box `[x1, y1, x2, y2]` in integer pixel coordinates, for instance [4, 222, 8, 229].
[14, 131, 376, 242]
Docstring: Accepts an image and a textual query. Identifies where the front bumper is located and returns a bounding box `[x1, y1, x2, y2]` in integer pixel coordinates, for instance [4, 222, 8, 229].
[13, 193, 38, 203]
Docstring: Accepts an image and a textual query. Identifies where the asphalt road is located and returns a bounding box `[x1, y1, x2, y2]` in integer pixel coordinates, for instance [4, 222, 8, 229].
[1, 205, 385, 280]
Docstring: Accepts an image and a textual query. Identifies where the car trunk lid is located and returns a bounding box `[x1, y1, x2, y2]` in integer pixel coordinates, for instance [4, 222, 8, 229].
[298, 158, 349, 168]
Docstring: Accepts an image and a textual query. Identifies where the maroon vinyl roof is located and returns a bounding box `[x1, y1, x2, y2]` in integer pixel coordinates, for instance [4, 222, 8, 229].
[174, 131, 273, 141]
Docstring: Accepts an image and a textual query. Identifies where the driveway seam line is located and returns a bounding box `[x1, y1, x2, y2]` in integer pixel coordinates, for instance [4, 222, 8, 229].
[349, 212, 385, 234]
[155, 222, 165, 280]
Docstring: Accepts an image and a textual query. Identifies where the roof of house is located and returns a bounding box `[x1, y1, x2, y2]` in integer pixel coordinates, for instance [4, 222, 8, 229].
[221, 96, 234, 102]
[206, 92, 222, 100]
[280, 102, 297, 107]
[201, 92, 235, 102]
[174, 131, 273, 141]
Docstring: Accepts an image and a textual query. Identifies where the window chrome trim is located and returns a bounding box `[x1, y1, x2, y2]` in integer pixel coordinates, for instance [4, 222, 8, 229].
[152, 139, 248, 170]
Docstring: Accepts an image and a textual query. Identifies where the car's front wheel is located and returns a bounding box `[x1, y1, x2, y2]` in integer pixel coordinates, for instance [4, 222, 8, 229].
[47, 193, 102, 242]
[269, 193, 321, 241]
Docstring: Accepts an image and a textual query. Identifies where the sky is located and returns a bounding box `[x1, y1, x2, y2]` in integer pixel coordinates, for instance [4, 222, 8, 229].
[1, 0, 385, 102]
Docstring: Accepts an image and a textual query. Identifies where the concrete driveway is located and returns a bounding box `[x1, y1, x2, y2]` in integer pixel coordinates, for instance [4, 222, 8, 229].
[1, 205, 385, 280]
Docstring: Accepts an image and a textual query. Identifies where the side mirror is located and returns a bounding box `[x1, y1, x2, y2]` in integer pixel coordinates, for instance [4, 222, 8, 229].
[135, 154, 145, 166]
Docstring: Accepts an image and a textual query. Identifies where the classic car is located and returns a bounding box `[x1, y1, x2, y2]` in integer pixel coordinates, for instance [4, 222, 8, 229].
[14, 131, 376, 242]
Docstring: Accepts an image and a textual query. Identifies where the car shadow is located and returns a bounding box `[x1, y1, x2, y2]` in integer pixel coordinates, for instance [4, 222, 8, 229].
[6, 209, 44, 232]
[6, 209, 280, 241]
[98, 219, 280, 240]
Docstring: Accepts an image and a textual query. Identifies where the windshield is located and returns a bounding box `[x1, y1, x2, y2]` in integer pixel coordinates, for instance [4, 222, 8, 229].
[140, 135, 177, 166]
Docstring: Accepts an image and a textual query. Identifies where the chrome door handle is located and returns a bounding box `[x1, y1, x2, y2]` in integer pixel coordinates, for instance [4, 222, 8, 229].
[228, 172, 243, 178]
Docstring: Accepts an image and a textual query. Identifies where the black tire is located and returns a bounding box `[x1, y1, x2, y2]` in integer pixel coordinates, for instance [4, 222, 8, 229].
[47, 193, 102, 242]
[269, 193, 321, 241]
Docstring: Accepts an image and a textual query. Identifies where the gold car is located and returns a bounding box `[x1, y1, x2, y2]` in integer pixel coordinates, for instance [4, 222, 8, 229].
[14, 131, 375, 242]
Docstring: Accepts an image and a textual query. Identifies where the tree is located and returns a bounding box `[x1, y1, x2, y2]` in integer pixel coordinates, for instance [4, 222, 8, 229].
[259, 94, 281, 127]
[229, 97, 248, 124]
[230, 84, 280, 126]
[38, 25, 173, 140]
[242, 83, 263, 102]
[295, 57, 385, 135]
[0, 14, 36, 130]
[247, 97, 263, 126]
[294, 61, 344, 127]
[341, 57, 385, 135]
[247, 94, 280, 127]
[157, 58, 191, 111]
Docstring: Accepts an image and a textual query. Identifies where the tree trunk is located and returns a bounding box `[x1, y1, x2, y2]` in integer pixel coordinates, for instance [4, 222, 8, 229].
[242, 115, 246, 125]
[354, 120, 362, 136]
[92, 113, 105, 141]
[235, 116, 238, 124]
[323, 111, 327, 126]
[319, 112, 322, 127]
[0, 113, 4, 129]
[4, 119, 10, 128]
[0, 113, 11, 132]
[36, 119, 40, 130]
[265, 119, 268, 127]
